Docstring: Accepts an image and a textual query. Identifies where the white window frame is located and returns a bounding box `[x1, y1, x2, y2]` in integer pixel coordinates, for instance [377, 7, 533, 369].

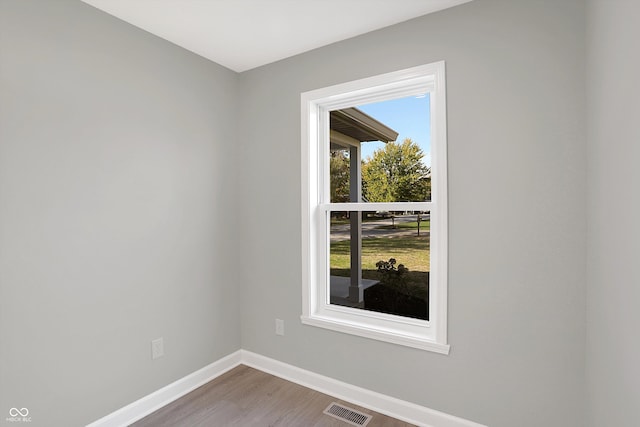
[301, 62, 449, 354]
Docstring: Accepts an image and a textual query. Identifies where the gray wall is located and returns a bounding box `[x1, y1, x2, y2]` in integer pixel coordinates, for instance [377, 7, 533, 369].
[0, 1, 240, 426]
[10, 0, 637, 426]
[237, 1, 586, 426]
[586, 0, 640, 425]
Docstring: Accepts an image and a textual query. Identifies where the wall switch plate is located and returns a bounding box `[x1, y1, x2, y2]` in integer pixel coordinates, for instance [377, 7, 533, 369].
[275, 319, 284, 336]
[152, 337, 164, 359]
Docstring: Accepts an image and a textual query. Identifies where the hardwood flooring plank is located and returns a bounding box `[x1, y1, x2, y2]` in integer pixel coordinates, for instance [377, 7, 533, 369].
[131, 365, 415, 427]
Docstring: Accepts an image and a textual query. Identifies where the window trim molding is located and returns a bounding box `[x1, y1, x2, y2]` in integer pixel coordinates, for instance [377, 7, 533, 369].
[301, 62, 449, 354]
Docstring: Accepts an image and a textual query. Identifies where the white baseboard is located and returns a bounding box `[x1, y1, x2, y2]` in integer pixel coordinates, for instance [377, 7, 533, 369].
[86, 350, 242, 427]
[240, 350, 486, 427]
[87, 349, 486, 427]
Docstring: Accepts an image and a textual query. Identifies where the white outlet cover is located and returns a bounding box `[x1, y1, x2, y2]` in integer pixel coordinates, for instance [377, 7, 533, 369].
[275, 319, 284, 336]
[152, 337, 164, 359]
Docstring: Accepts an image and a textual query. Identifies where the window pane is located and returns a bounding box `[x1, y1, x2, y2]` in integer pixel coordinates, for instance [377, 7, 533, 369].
[329, 210, 430, 321]
[329, 94, 431, 204]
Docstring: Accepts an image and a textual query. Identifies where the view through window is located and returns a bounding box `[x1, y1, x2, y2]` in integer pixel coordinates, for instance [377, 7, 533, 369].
[328, 95, 431, 320]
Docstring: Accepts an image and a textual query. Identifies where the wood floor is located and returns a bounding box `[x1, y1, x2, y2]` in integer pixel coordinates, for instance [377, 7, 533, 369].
[131, 365, 416, 427]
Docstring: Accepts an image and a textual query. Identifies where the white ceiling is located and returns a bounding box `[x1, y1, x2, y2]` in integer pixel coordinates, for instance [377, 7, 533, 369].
[81, 0, 473, 72]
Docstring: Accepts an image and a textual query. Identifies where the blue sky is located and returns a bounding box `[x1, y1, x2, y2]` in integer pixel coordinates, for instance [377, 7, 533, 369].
[356, 94, 431, 166]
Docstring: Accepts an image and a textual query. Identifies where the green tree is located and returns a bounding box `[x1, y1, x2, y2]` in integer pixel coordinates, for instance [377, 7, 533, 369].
[330, 150, 350, 202]
[362, 138, 430, 202]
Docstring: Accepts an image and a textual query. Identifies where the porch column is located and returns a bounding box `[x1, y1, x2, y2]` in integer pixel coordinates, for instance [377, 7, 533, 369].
[348, 144, 363, 302]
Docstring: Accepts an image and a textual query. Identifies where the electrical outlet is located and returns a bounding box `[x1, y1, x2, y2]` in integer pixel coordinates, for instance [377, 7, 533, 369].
[275, 319, 284, 336]
[152, 337, 164, 359]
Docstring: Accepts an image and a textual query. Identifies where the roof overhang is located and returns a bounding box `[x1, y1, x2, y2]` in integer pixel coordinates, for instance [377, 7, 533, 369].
[330, 107, 398, 150]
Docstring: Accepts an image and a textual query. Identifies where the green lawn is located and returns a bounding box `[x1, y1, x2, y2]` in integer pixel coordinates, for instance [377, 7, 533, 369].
[330, 236, 429, 297]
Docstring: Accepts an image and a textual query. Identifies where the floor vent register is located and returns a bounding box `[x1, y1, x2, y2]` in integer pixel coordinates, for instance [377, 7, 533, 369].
[323, 402, 373, 426]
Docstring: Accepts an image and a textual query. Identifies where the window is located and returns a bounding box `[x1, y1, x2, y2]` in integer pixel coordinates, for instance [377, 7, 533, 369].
[301, 62, 449, 353]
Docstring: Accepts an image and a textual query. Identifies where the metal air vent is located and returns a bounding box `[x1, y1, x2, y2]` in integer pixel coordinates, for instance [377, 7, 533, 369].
[323, 402, 372, 426]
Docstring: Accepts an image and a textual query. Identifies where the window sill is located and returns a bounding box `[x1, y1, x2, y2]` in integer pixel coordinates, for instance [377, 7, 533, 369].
[301, 314, 450, 354]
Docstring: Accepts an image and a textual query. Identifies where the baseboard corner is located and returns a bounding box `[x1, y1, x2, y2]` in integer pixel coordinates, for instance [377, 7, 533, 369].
[86, 349, 485, 427]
